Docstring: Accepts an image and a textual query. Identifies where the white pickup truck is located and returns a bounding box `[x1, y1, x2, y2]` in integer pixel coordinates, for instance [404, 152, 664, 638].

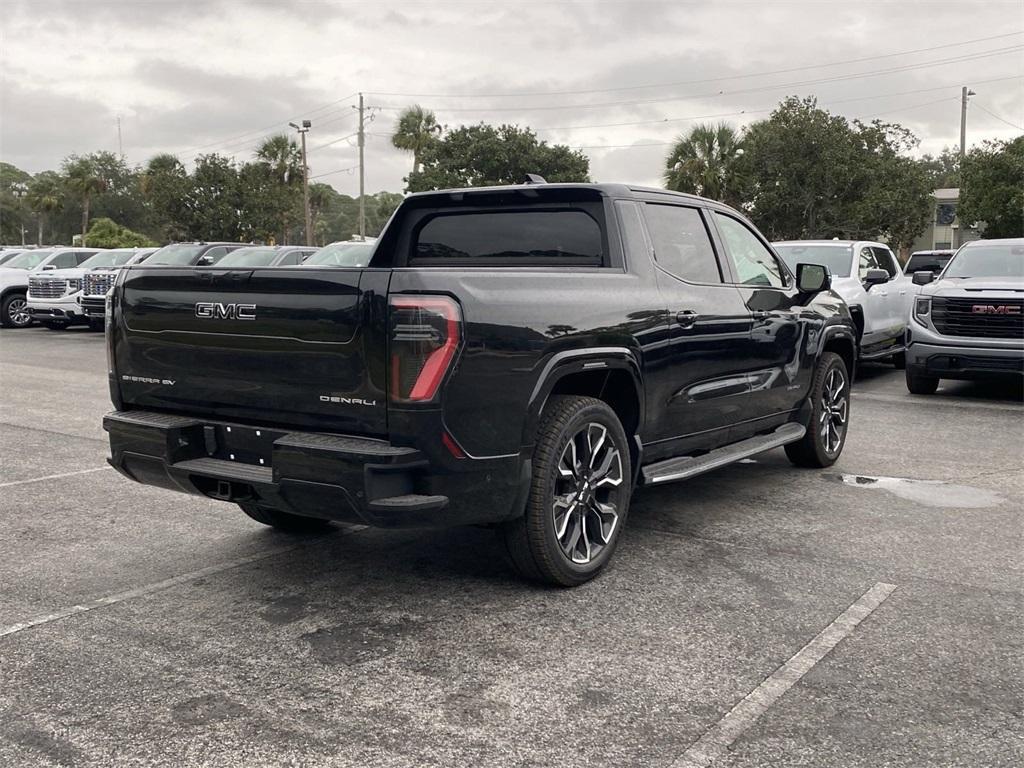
[775, 240, 913, 367]
[0, 248, 101, 328]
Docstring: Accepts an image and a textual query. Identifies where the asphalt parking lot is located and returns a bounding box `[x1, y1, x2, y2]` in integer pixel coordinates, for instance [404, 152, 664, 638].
[1, 325, 1022, 768]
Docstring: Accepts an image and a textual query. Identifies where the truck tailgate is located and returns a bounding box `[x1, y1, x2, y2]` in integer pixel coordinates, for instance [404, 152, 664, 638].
[115, 267, 389, 436]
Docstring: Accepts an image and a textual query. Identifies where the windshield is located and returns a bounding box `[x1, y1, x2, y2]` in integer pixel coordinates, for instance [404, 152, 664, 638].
[3, 250, 53, 270]
[773, 244, 853, 278]
[905, 252, 953, 274]
[0, 251, 24, 264]
[304, 242, 374, 267]
[215, 247, 280, 267]
[79, 250, 137, 268]
[145, 243, 206, 266]
[944, 243, 1024, 279]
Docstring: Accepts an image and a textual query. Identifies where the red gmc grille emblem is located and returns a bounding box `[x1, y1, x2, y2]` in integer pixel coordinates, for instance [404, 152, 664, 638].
[971, 305, 1021, 315]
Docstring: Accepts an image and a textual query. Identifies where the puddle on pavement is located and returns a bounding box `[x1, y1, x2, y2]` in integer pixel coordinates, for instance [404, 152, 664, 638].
[836, 473, 1004, 508]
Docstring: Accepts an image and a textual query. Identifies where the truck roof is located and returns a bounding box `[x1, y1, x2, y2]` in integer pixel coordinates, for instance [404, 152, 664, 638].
[404, 182, 716, 208]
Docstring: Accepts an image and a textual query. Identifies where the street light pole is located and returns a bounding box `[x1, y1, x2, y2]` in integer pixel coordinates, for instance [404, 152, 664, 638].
[358, 92, 365, 239]
[290, 120, 313, 247]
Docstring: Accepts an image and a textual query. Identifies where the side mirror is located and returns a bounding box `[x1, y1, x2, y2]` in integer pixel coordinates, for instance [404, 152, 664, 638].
[796, 263, 830, 294]
[912, 270, 935, 286]
[863, 268, 889, 289]
[196, 255, 213, 266]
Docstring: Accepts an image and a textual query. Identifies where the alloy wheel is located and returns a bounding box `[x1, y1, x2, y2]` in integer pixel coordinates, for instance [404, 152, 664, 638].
[7, 297, 30, 327]
[552, 422, 624, 565]
[820, 367, 847, 455]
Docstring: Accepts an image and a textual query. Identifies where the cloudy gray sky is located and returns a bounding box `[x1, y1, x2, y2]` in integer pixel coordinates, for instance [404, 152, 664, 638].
[2, 0, 1022, 195]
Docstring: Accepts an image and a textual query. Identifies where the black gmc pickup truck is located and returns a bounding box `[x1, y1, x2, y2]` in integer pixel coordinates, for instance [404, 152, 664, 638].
[103, 182, 856, 586]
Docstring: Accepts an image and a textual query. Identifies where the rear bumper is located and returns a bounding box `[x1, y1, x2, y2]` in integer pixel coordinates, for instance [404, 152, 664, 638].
[906, 340, 1024, 379]
[103, 409, 528, 528]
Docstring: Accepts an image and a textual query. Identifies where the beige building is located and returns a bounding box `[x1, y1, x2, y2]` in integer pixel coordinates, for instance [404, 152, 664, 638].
[910, 188, 980, 253]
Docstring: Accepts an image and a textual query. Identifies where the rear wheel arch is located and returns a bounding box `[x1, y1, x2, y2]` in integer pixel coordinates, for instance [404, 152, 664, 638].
[524, 351, 644, 470]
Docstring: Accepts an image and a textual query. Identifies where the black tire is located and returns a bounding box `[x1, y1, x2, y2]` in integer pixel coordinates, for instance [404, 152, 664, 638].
[892, 350, 906, 369]
[906, 367, 939, 395]
[42, 321, 68, 331]
[0, 292, 31, 328]
[501, 395, 632, 587]
[238, 503, 332, 533]
[786, 351, 850, 468]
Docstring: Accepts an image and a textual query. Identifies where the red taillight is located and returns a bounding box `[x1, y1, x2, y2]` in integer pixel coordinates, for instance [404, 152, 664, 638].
[389, 295, 461, 403]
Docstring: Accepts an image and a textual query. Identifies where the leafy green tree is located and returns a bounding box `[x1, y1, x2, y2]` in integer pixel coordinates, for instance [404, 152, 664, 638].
[308, 182, 339, 245]
[959, 137, 1024, 238]
[849, 120, 932, 254]
[736, 97, 932, 249]
[0, 163, 32, 244]
[391, 105, 443, 176]
[141, 153, 189, 241]
[26, 172, 63, 245]
[184, 154, 241, 241]
[736, 97, 862, 238]
[664, 122, 746, 206]
[919, 146, 960, 189]
[407, 124, 589, 193]
[84, 217, 156, 248]
[63, 155, 108, 245]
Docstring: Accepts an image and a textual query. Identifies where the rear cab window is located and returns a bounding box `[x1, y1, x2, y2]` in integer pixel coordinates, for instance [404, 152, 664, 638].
[381, 187, 613, 269]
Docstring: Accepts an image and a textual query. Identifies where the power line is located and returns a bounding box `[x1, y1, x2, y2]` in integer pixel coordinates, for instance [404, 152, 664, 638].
[373, 46, 1022, 114]
[972, 101, 1024, 131]
[536, 77, 1019, 135]
[177, 91, 359, 159]
[367, 31, 1024, 100]
[309, 131, 358, 152]
[311, 164, 359, 180]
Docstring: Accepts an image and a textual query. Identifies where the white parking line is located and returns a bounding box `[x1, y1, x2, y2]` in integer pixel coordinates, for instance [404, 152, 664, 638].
[0, 525, 367, 639]
[673, 581, 897, 768]
[0, 466, 112, 489]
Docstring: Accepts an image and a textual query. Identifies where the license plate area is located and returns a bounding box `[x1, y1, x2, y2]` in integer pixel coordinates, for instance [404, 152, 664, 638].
[204, 423, 282, 467]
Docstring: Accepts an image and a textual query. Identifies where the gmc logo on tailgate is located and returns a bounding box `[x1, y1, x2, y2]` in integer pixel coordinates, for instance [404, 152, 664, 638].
[971, 305, 1021, 315]
[195, 302, 257, 320]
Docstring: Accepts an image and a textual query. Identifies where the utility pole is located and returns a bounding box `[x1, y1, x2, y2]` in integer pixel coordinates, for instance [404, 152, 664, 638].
[290, 120, 313, 246]
[116, 116, 123, 158]
[959, 86, 976, 158]
[358, 92, 366, 239]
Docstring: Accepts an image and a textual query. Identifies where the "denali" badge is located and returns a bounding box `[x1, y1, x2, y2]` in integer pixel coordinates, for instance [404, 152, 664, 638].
[195, 302, 257, 320]
[971, 304, 1021, 315]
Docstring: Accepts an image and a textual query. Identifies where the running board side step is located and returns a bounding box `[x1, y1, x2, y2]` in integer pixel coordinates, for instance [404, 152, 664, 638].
[641, 423, 806, 485]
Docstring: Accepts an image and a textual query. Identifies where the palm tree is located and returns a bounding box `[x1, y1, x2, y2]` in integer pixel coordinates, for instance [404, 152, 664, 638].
[63, 156, 107, 246]
[391, 105, 442, 175]
[256, 134, 301, 184]
[307, 183, 334, 245]
[664, 123, 745, 206]
[25, 172, 63, 245]
[255, 135, 302, 243]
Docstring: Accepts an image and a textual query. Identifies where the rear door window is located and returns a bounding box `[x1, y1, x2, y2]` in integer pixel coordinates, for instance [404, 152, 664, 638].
[642, 204, 722, 284]
[412, 210, 603, 266]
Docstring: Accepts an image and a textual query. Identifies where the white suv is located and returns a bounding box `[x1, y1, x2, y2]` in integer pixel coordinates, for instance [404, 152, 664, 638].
[774, 240, 912, 367]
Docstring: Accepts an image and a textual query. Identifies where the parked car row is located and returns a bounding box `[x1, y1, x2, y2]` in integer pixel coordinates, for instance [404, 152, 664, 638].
[775, 238, 1022, 394]
[0, 239, 375, 329]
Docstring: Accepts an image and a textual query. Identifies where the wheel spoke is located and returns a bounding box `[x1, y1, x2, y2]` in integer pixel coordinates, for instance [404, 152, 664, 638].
[587, 424, 607, 469]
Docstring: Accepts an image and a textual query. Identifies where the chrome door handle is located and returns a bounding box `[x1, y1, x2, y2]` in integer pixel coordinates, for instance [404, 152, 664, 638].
[752, 310, 770, 320]
[675, 310, 698, 328]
